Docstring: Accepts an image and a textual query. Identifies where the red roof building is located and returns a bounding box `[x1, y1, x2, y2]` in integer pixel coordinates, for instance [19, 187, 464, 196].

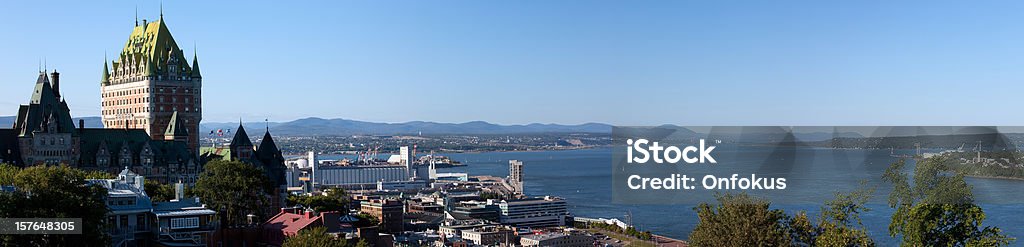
[261, 207, 340, 246]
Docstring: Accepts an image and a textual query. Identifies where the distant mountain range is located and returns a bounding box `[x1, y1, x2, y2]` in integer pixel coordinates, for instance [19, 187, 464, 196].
[0, 116, 104, 129]
[0, 116, 613, 136]
[201, 117, 613, 136]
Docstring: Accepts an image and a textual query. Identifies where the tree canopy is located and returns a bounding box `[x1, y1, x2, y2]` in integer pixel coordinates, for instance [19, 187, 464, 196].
[283, 227, 348, 247]
[287, 188, 351, 213]
[0, 164, 110, 246]
[145, 179, 176, 202]
[689, 193, 792, 246]
[883, 158, 1014, 246]
[193, 160, 273, 226]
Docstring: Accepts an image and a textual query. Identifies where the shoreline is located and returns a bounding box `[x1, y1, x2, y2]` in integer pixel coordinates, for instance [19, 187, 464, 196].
[963, 174, 1024, 181]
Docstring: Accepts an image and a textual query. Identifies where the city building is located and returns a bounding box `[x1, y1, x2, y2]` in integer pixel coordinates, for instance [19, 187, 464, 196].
[151, 194, 217, 246]
[520, 232, 594, 247]
[508, 160, 523, 195]
[89, 168, 154, 246]
[360, 199, 405, 233]
[101, 13, 203, 152]
[377, 180, 428, 191]
[460, 225, 517, 246]
[498, 196, 568, 228]
[448, 201, 501, 223]
[0, 71, 199, 184]
[88, 167, 216, 247]
[262, 207, 341, 247]
[318, 165, 410, 187]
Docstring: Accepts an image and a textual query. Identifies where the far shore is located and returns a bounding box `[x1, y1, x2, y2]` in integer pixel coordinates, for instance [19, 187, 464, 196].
[963, 174, 1024, 181]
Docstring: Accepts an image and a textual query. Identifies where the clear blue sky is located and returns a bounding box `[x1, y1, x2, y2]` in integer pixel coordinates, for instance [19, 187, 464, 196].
[1, 1, 1023, 125]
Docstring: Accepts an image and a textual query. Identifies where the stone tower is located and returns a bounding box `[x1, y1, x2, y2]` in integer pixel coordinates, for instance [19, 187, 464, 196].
[101, 14, 202, 152]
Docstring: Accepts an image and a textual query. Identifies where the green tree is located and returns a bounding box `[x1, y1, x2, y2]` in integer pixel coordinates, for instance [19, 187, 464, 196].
[288, 188, 351, 212]
[83, 170, 114, 179]
[811, 186, 876, 247]
[283, 227, 348, 247]
[882, 158, 1014, 246]
[145, 179, 177, 202]
[355, 239, 371, 247]
[354, 213, 379, 228]
[688, 193, 791, 247]
[193, 160, 272, 226]
[0, 165, 110, 246]
[0, 163, 18, 184]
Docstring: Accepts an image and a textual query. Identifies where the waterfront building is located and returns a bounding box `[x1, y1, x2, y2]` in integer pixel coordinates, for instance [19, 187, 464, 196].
[0, 71, 198, 184]
[434, 172, 469, 182]
[508, 160, 524, 195]
[101, 13, 203, 152]
[520, 232, 594, 247]
[497, 196, 568, 228]
[318, 165, 410, 187]
[360, 199, 405, 233]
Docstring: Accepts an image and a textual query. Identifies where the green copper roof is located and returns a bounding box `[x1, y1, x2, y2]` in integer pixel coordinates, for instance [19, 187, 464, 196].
[112, 18, 199, 81]
[101, 57, 110, 85]
[164, 111, 188, 138]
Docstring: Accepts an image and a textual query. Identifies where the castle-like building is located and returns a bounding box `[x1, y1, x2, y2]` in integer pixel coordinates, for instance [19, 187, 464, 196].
[101, 13, 202, 152]
[0, 13, 284, 188]
[0, 71, 199, 184]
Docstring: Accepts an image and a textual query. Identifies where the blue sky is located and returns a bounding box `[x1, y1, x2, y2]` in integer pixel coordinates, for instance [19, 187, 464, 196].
[1, 1, 1023, 125]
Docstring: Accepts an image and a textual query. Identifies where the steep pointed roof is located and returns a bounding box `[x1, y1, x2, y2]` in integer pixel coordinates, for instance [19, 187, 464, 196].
[191, 52, 201, 78]
[18, 72, 75, 137]
[164, 111, 188, 138]
[113, 17, 195, 82]
[30, 72, 53, 104]
[101, 58, 110, 85]
[256, 130, 281, 160]
[229, 123, 253, 147]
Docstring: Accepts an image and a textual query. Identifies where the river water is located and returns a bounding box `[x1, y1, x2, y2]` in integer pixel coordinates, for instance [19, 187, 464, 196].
[426, 148, 1024, 245]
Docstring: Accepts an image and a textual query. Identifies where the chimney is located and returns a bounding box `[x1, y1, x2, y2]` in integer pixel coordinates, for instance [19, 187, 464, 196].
[174, 180, 185, 201]
[50, 70, 60, 99]
[134, 175, 145, 191]
[79, 119, 84, 130]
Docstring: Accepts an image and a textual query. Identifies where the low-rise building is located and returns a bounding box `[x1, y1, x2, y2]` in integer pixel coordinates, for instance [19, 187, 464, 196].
[89, 168, 154, 247]
[88, 168, 218, 247]
[360, 199, 404, 233]
[460, 225, 517, 246]
[520, 232, 594, 247]
[151, 197, 217, 246]
[262, 207, 341, 247]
